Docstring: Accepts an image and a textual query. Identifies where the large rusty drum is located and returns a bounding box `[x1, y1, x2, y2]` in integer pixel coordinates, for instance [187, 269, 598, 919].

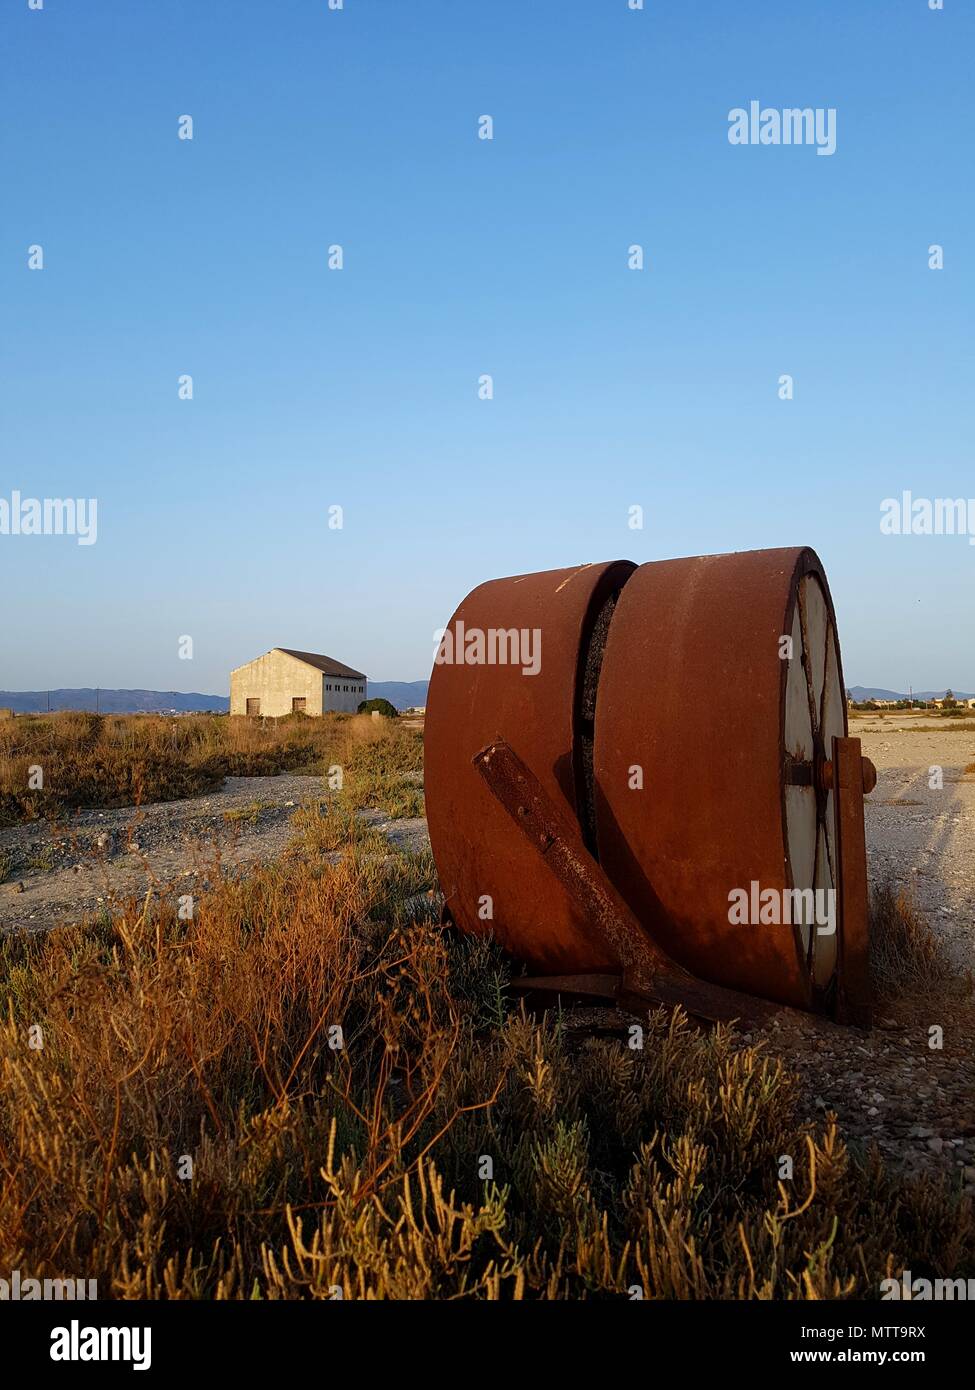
[425, 547, 867, 1017]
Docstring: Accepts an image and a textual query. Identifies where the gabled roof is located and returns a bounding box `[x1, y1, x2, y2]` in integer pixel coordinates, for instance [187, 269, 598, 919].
[275, 648, 367, 680]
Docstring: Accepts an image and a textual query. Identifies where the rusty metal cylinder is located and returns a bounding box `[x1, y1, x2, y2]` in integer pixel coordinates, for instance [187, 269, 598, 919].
[425, 547, 849, 1012]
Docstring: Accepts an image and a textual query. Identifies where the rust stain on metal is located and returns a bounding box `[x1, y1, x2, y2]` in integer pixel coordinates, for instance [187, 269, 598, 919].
[554, 564, 593, 594]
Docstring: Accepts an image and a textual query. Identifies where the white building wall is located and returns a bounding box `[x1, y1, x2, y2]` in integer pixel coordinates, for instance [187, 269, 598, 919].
[322, 674, 366, 713]
[230, 650, 366, 717]
[230, 651, 323, 717]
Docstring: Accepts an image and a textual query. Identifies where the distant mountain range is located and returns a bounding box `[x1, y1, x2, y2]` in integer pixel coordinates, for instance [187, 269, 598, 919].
[847, 685, 975, 701]
[1, 680, 965, 714]
[0, 689, 229, 714]
[367, 681, 429, 710]
[0, 680, 430, 714]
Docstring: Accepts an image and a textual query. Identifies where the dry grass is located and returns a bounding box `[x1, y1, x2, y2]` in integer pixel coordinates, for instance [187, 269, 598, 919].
[898, 722, 975, 733]
[869, 878, 967, 1005]
[0, 711, 423, 827]
[1, 718, 972, 1298]
[1, 838, 972, 1299]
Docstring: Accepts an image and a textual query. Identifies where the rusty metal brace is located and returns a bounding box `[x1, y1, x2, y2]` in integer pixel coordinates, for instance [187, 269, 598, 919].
[473, 739, 787, 1027]
[473, 737, 874, 1029]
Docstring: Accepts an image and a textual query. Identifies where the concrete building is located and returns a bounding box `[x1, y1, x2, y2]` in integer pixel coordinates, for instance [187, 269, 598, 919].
[230, 648, 367, 717]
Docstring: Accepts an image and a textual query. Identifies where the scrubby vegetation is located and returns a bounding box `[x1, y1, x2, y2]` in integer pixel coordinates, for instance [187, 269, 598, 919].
[1, 827, 972, 1299]
[869, 878, 969, 1005]
[0, 711, 423, 826]
[1, 714, 971, 1299]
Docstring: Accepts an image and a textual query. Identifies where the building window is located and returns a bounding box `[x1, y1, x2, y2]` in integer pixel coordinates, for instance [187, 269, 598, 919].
[246, 698, 260, 716]
[292, 697, 306, 714]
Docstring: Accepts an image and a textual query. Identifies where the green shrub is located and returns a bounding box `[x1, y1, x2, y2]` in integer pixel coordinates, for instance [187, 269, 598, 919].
[357, 698, 399, 718]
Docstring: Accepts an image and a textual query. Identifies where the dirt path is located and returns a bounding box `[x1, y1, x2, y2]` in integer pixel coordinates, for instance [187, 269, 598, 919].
[858, 716, 975, 969]
[0, 774, 429, 935]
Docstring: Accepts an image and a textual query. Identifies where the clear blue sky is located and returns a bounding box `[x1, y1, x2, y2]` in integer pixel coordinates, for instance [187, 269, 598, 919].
[2, 0, 972, 694]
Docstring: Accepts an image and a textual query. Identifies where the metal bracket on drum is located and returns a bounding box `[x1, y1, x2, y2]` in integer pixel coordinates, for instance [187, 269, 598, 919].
[474, 736, 876, 1030]
[473, 739, 786, 1029]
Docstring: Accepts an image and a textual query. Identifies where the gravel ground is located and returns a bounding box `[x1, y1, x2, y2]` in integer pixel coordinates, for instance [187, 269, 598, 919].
[858, 714, 975, 969]
[556, 999, 975, 1188]
[0, 774, 429, 935]
[757, 1004, 975, 1188]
